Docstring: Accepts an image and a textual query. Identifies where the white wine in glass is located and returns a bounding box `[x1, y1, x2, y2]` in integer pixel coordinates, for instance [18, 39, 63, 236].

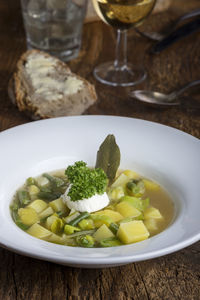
[92, 0, 156, 86]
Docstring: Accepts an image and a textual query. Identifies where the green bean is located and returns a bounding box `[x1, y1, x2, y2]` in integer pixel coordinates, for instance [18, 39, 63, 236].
[68, 212, 90, 226]
[37, 191, 62, 201]
[40, 186, 51, 192]
[109, 222, 119, 234]
[43, 173, 65, 188]
[18, 190, 30, 205]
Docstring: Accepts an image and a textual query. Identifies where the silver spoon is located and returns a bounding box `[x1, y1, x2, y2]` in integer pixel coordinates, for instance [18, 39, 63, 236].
[130, 80, 200, 106]
[135, 8, 200, 41]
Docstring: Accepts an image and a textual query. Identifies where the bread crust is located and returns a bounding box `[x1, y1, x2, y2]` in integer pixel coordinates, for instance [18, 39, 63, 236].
[10, 50, 97, 119]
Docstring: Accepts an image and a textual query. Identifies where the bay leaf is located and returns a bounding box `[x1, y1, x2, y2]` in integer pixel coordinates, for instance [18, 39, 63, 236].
[95, 134, 120, 184]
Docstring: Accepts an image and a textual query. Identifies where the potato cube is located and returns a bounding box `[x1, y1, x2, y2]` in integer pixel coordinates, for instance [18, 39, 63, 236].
[144, 218, 158, 232]
[28, 199, 48, 213]
[93, 224, 114, 242]
[111, 173, 130, 188]
[26, 223, 52, 239]
[123, 170, 140, 179]
[117, 220, 149, 244]
[109, 186, 125, 200]
[144, 207, 163, 220]
[116, 201, 141, 218]
[143, 179, 160, 191]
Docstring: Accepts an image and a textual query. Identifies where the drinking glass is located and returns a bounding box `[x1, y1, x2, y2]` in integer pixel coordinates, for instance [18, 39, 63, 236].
[92, 0, 157, 86]
[20, 0, 88, 61]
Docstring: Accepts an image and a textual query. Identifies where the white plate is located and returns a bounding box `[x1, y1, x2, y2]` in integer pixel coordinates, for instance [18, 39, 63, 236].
[0, 116, 199, 268]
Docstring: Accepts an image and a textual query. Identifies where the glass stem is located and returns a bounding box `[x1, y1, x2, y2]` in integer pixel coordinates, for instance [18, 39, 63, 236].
[114, 29, 128, 71]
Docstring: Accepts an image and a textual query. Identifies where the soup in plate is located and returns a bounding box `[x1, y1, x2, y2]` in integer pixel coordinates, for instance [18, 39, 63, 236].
[10, 163, 174, 248]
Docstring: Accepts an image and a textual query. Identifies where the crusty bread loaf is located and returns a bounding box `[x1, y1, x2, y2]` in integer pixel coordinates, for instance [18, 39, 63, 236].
[9, 50, 97, 120]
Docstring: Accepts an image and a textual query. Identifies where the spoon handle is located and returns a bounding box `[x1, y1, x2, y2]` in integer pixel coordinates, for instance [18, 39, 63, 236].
[169, 80, 200, 100]
[152, 18, 200, 54]
[175, 8, 200, 25]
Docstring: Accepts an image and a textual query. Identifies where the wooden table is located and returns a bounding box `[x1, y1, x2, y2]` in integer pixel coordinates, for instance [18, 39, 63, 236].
[0, 1, 200, 299]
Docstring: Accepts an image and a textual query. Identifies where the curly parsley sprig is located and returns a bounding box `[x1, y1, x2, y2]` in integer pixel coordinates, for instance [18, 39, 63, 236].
[65, 161, 108, 201]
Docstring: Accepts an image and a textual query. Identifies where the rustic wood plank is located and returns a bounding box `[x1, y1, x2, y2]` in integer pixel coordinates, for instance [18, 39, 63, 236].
[2, 242, 198, 300]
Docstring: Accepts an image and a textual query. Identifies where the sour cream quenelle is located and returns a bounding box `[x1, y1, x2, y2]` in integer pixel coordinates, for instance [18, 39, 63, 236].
[63, 185, 109, 213]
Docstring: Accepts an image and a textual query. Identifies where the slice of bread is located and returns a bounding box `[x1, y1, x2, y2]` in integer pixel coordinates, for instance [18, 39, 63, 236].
[9, 50, 97, 119]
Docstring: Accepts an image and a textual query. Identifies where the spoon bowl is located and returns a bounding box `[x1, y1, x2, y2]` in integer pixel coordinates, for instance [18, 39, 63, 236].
[132, 90, 180, 106]
[130, 80, 200, 106]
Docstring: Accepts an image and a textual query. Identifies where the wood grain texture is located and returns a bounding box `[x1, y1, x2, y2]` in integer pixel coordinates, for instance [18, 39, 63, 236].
[0, 0, 200, 299]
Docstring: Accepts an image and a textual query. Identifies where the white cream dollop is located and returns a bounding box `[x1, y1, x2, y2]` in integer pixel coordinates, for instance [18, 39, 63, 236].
[62, 185, 109, 213]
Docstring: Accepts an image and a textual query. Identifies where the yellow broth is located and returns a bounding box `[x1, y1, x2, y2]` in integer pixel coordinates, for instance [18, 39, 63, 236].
[10, 169, 174, 247]
[143, 187, 174, 236]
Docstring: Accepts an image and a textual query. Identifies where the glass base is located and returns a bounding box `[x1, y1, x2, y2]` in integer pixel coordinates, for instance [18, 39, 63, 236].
[27, 43, 80, 62]
[93, 62, 147, 87]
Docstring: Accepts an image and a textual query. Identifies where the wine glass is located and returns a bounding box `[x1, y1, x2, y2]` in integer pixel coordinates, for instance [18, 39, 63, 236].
[92, 0, 157, 86]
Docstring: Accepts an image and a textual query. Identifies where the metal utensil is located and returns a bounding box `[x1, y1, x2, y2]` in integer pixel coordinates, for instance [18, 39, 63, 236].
[130, 80, 200, 105]
[151, 18, 200, 53]
[135, 8, 200, 41]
